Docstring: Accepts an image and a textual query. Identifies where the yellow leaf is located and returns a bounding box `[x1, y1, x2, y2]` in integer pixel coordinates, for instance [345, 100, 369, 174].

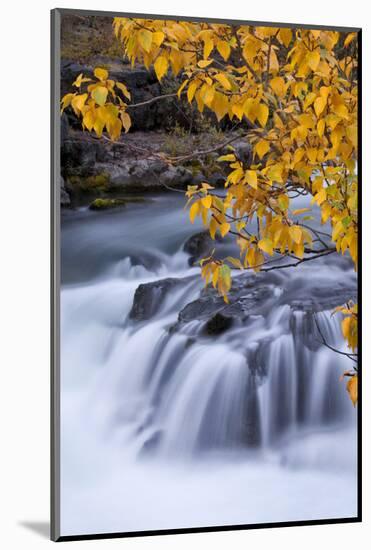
[217, 40, 231, 61]
[278, 194, 289, 211]
[314, 188, 327, 205]
[226, 256, 243, 269]
[91, 86, 108, 107]
[198, 59, 213, 68]
[120, 111, 131, 133]
[278, 28, 292, 47]
[60, 93, 75, 112]
[257, 103, 269, 127]
[82, 109, 95, 131]
[344, 32, 357, 48]
[94, 67, 108, 81]
[138, 29, 153, 53]
[201, 195, 212, 209]
[214, 73, 231, 90]
[71, 93, 88, 114]
[203, 38, 214, 59]
[116, 82, 131, 100]
[270, 76, 286, 98]
[307, 50, 321, 71]
[255, 140, 270, 159]
[306, 148, 317, 163]
[314, 96, 326, 117]
[73, 73, 92, 87]
[217, 153, 236, 163]
[347, 375, 358, 406]
[231, 102, 244, 120]
[292, 207, 311, 216]
[258, 238, 274, 255]
[154, 56, 169, 81]
[209, 217, 218, 239]
[317, 119, 325, 138]
[332, 220, 344, 241]
[212, 92, 229, 121]
[187, 81, 199, 102]
[220, 223, 231, 237]
[245, 170, 258, 189]
[346, 125, 357, 148]
[189, 201, 200, 223]
[289, 225, 302, 245]
[177, 78, 189, 98]
[152, 31, 165, 46]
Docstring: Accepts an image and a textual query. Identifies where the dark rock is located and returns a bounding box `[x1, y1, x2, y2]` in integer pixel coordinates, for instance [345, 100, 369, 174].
[60, 176, 71, 207]
[130, 278, 189, 321]
[61, 137, 108, 175]
[177, 275, 276, 332]
[183, 231, 217, 265]
[61, 57, 183, 131]
[204, 312, 234, 335]
[233, 140, 253, 164]
[61, 113, 70, 143]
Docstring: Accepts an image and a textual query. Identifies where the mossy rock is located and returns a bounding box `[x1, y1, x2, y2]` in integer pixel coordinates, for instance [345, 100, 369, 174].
[69, 172, 110, 192]
[89, 196, 152, 210]
[89, 198, 127, 210]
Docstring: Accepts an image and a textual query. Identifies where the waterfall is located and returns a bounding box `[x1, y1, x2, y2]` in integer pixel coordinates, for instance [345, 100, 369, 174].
[60, 194, 357, 535]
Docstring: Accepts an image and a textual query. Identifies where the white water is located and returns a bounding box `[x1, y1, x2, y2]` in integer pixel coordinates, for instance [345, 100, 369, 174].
[60, 195, 357, 536]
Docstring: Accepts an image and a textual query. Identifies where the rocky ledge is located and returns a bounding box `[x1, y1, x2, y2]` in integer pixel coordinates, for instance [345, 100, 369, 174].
[129, 261, 357, 340]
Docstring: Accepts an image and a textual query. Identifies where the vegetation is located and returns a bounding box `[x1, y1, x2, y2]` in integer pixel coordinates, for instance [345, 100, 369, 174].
[61, 18, 358, 404]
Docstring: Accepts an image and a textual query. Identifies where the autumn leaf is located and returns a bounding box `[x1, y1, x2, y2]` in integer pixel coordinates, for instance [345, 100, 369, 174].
[220, 223, 231, 237]
[154, 56, 169, 81]
[347, 375, 358, 406]
[258, 238, 274, 255]
[91, 86, 108, 107]
[94, 67, 108, 81]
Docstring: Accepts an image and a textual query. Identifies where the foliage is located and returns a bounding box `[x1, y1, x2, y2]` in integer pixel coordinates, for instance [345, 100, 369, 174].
[61, 18, 359, 404]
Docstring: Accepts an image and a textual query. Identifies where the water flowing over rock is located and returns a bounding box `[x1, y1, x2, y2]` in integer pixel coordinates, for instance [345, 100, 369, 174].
[60, 193, 357, 531]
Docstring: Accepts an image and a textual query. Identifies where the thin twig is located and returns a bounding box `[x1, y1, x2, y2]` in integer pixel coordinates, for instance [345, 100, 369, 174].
[313, 314, 358, 364]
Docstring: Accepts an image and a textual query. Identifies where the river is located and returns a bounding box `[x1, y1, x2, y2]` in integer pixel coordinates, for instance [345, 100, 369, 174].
[60, 192, 357, 536]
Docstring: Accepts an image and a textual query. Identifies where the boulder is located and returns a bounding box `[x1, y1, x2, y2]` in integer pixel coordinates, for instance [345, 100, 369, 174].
[89, 198, 127, 210]
[177, 276, 276, 334]
[183, 231, 219, 266]
[60, 176, 71, 207]
[129, 277, 191, 321]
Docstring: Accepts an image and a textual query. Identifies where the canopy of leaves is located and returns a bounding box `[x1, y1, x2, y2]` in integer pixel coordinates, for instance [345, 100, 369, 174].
[61, 19, 358, 404]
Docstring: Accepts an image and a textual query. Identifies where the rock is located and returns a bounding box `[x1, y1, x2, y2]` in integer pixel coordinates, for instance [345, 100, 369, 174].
[204, 312, 234, 335]
[89, 198, 127, 210]
[61, 137, 108, 175]
[89, 196, 152, 210]
[177, 275, 276, 332]
[183, 231, 219, 266]
[60, 176, 71, 207]
[129, 277, 190, 321]
[61, 57, 182, 131]
[60, 113, 70, 143]
[66, 172, 110, 195]
[105, 159, 193, 192]
[233, 140, 253, 164]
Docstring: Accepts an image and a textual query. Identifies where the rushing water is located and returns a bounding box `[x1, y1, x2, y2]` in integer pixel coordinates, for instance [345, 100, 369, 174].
[60, 193, 357, 536]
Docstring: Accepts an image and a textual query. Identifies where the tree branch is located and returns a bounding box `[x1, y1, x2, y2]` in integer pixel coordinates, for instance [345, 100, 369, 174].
[313, 314, 358, 364]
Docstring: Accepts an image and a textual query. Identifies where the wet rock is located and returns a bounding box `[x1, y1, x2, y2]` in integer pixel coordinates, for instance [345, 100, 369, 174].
[177, 275, 277, 333]
[130, 277, 190, 321]
[204, 312, 234, 335]
[89, 198, 127, 210]
[183, 231, 219, 266]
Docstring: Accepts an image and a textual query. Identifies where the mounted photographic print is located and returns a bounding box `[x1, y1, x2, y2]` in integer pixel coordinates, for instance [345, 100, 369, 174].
[51, 8, 361, 541]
